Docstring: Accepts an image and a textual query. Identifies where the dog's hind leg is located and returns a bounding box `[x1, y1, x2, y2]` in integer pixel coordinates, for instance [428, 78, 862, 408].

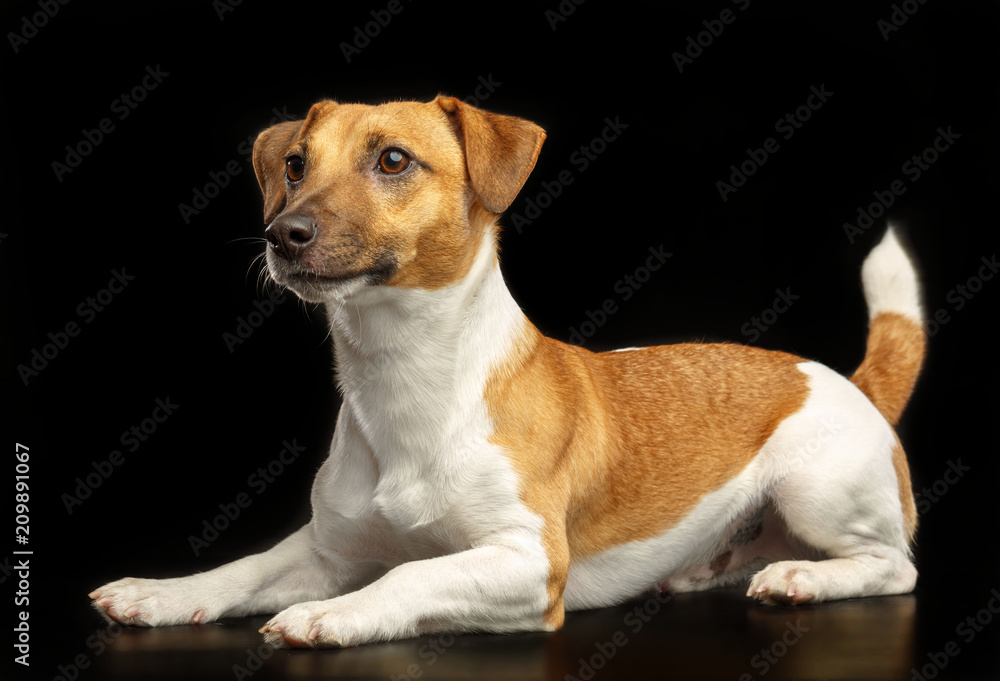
[746, 364, 918, 605]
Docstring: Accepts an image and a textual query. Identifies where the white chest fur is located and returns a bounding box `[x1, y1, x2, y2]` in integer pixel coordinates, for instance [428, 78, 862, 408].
[309, 234, 543, 564]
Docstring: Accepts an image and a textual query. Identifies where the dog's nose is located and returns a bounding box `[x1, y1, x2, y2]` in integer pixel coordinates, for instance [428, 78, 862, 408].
[265, 214, 317, 260]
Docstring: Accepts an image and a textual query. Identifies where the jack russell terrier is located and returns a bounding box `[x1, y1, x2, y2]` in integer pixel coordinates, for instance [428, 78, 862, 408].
[91, 96, 926, 648]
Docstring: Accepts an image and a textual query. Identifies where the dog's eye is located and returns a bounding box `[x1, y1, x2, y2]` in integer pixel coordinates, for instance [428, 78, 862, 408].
[378, 149, 410, 174]
[286, 156, 305, 183]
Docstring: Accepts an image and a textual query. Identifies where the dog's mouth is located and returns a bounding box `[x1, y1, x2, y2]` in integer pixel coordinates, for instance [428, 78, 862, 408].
[268, 254, 398, 300]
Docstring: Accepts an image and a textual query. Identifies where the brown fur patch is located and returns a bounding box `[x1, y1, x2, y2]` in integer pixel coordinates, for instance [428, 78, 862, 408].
[485, 326, 810, 623]
[891, 432, 918, 543]
[850, 311, 923, 544]
[437, 97, 546, 213]
[252, 119, 304, 224]
[850, 312, 926, 426]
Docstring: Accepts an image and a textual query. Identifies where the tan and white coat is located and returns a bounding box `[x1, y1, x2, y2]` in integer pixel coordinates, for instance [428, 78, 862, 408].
[91, 97, 926, 647]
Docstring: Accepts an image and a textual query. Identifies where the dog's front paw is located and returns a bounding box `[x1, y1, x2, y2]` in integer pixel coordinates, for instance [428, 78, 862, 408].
[89, 577, 213, 627]
[260, 599, 374, 648]
[746, 561, 819, 606]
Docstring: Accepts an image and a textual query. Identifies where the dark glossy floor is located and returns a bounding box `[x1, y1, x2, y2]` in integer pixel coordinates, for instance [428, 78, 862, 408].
[46, 574, 998, 681]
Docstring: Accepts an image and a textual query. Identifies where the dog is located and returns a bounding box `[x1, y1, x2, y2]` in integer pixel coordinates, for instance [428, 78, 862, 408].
[90, 96, 925, 648]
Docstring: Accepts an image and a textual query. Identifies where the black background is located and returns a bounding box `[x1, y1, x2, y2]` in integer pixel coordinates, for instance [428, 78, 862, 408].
[3, 1, 998, 680]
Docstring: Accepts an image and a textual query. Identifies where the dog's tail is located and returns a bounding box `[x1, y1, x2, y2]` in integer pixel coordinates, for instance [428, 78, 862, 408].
[849, 227, 926, 426]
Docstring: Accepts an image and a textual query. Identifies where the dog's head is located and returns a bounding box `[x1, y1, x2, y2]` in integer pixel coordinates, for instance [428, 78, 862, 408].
[252, 97, 545, 302]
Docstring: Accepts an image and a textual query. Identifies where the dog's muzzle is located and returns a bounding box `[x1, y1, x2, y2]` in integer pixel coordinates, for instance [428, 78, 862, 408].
[265, 214, 316, 261]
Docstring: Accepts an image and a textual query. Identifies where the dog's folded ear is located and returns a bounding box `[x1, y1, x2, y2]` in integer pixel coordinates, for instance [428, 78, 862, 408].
[435, 97, 546, 214]
[252, 120, 304, 225]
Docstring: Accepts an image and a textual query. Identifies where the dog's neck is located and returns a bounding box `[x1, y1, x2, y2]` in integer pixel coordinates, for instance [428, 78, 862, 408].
[323, 218, 527, 456]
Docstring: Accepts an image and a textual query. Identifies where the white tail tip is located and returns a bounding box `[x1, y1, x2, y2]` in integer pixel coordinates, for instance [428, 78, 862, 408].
[860, 226, 923, 324]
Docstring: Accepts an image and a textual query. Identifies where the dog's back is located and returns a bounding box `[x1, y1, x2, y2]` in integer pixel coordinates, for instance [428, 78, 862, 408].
[91, 99, 925, 646]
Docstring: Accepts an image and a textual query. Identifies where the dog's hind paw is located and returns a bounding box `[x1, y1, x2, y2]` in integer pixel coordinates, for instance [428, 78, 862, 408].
[746, 561, 818, 606]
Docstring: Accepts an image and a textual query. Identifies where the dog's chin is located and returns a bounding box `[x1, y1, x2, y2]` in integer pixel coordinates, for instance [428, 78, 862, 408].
[267, 255, 398, 304]
[275, 272, 367, 303]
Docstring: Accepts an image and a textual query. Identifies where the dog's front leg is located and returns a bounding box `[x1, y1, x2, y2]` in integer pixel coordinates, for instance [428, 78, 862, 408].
[261, 538, 554, 648]
[90, 524, 348, 626]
